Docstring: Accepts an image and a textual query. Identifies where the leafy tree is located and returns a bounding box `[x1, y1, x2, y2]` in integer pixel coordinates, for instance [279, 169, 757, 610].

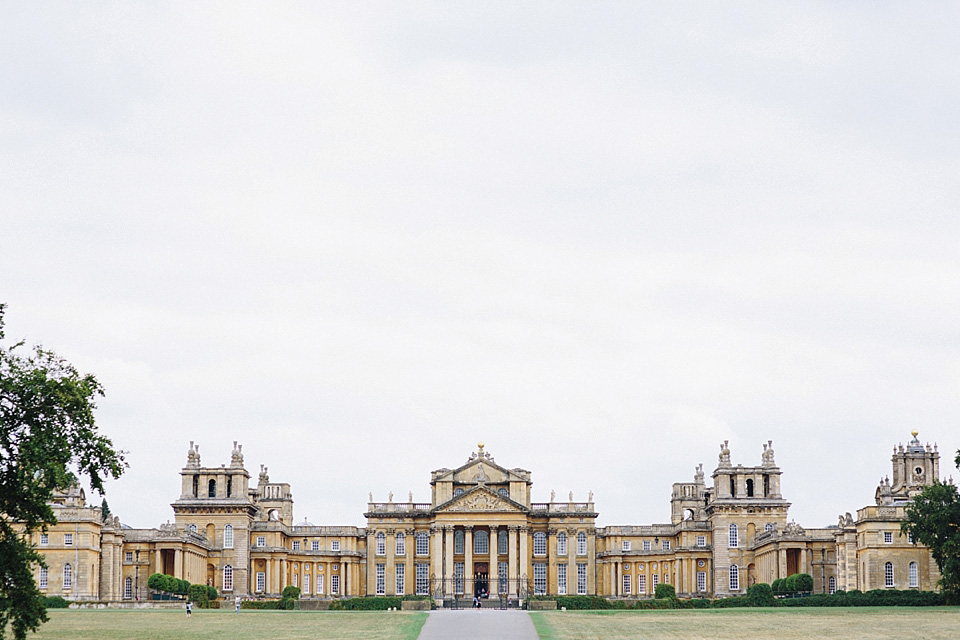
[747, 582, 775, 606]
[902, 450, 960, 602]
[147, 573, 166, 591]
[0, 305, 125, 640]
[100, 498, 111, 523]
[653, 583, 676, 600]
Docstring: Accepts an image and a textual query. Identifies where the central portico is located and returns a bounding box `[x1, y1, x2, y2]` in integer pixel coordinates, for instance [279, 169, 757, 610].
[364, 444, 598, 601]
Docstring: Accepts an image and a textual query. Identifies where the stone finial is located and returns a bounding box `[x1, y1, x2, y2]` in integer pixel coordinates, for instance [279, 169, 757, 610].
[568, 491, 574, 502]
[694, 463, 704, 483]
[762, 440, 776, 466]
[588, 490, 594, 502]
[187, 441, 200, 467]
[408, 491, 413, 503]
[231, 441, 244, 467]
[718, 441, 731, 466]
[369, 492, 373, 502]
[550, 490, 556, 502]
[259, 465, 269, 484]
[388, 491, 393, 503]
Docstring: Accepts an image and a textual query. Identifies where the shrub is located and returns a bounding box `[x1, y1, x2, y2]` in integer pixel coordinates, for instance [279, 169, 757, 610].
[242, 599, 282, 610]
[784, 574, 798, 593]
[147, 573, 166, 591]
[794, 573, 814, 593]
[282, 585, 301, 600]
[206, 585, 218, 601]
[41, 596, 69, 608]
[713, 596, 750, 608]
[747, 583, 775, 607]
[654, 583, 677, 600]
[187, 584, 209, 607]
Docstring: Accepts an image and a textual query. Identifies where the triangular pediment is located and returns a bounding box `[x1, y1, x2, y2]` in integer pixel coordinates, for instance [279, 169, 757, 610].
[435, 486, 527, 513]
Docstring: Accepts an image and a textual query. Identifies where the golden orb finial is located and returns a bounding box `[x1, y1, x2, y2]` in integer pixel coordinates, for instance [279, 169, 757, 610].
[911, 430, 919, 438]
[478, 441, 484, 449]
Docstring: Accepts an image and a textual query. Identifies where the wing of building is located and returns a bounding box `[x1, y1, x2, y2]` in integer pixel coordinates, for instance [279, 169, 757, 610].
[27, 434, 946, 603]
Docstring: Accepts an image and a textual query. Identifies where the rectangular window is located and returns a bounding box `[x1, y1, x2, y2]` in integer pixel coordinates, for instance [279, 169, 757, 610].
[622, 574, 631, 595]
[293, 573, 298, 587]
[317, 574, 324, 595]
[697, 571, 706, 592]
[256, 536, 265, 548]
[303, 574, 309, 594]
[38, 566, 48, 588]
[396, 535, 405, 557]
[332, 574, 340, 595]
[533, 533, 546, 556]
[223, 565, 233, 591]
[376, 564, 385, 595]
[455, 562, 465, 594]
[498, 530, 508, 555]
[40, 533, 48, 546]
[312, 540, 319, 551]
[376, 535, 385, 556]
[885, 563, 894, 588]
[643, 540, 651, 551]
[256, 572, 265, 592]
[499, 561, 508, 593]
[125, 551, 133, 563]
[534, 563, 547, 595]
[416, 564, 429, 595]
[124, 578, 132, 599]
[884, 531, 893, 544]
[909, 562, 918, 588]
[64, 533, 73, 546]
[416, 534, 428, 556]
[557, 534, 567, 556]
[577, 533, 587, 556]
[293, 540, 300, 551]
[662, 540, 670, 550]
[653, 574, 659, 589]
[474, 531, 489, 555]
[638, 574, 646, 594]
[577, 563, 587, 595]
[332, 540, 340, 552]
[622, 541, 631, 551]
[697, 536, 706, 547]
[396, 564, 405, 595]
[558, 563, 567, 595]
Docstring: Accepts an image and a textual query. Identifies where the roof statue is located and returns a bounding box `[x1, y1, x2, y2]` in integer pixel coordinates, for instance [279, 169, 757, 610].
[186, 441, 200, 467]
[762, 440, 776, 466]
[694, 463, 704, 483]
[259, 464, 269, 484]
[718, 440, 731, 467]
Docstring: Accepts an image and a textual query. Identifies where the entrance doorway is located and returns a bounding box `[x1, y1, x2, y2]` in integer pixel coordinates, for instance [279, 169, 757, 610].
[474, 563, 488, 597]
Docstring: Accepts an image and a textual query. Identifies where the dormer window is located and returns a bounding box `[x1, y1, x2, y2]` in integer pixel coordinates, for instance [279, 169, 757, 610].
[454, 488, 464, 497]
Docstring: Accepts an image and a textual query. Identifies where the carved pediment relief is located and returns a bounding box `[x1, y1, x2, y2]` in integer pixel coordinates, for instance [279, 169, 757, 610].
[439, 488, 524, 513]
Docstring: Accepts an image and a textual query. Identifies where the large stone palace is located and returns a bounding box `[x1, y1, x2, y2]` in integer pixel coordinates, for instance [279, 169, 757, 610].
[29, 434, 945, 603]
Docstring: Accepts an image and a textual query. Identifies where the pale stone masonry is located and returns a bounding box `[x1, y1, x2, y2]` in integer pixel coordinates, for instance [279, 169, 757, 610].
[26, 433, 947, 602]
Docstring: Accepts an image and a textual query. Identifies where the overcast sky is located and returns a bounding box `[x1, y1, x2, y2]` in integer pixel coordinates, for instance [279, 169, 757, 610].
[2, 3, 958, 532]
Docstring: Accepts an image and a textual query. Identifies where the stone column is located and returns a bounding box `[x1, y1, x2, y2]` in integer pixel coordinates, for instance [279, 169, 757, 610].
[489, 526, 499, 596]
[518, 526, 529, 594]
[444, 526, 454, 597]
[430, 526, 442, 596]
[778, 548, 787, 580]
[280, 558, 287, 591]
[547, 528, 557, 595]
[464, 525, 474, 596]
[174, 549, 182, 579]
[386, 529, 396, 595]
[508, 526, 518, 597]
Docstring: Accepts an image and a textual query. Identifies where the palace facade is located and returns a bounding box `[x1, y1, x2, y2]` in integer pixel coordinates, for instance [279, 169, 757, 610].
[29, 434, 945, 603]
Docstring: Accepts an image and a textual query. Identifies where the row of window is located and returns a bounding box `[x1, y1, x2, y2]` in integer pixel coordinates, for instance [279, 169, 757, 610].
[883, 531, 913, 544]
[621, 539, 677, 551]
[255, 571, 340, 595]
[370, 530, 591, 557]
[532, 563, 590, 595]
[37, 565, 71, 589]
[727, 523, 775, 548]
[258, 536, 341, 551]
[38, 533, 73, 546]
[622, 572, 682, 594]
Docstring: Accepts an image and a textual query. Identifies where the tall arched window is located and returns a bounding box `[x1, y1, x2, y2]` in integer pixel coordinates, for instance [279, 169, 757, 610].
[474, 530, 488, 555]
[558, 532, 567, 556]
[746, 479, 754, 497]
[223, 565, 233, 591]
[729, 524, 738, 548]
[395, 532, 405, 556]
[828, 576, 836, 594]
[884, 562, 894, 587]
[729, 564, 739, 591]
[454, 529, 464, 554]
[416, 532, 429, 555]
[208, 479, 216, 497]
[764, 523, 773, 533]
[124, 576, 132, 599]
[577, 531, 587, 555]
[498, 529, 507, 555]
[224, 524, 234, 549]
[454, 488, 464, 497]
[909, 562, 918, 588]
[533, 531, 546, 556]
[63, 564, 73, 589]
[376, 532, 386, 556]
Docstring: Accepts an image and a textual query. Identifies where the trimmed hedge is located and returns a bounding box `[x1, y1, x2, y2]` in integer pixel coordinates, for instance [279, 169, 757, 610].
[330, 596, 402, 610]
[42, 596, 69, 609]
[747, 583, 775, 607]
[654, 583, 677, 600]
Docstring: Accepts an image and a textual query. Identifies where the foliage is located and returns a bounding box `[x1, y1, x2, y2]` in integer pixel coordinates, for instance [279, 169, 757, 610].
[747, 582, 775, 606]
[772, 578, 785, 595]
[654, 583, 677, 600]
[330, 596, 402, 610]
[241, 599, 284, 610]
[187, 584, 209, 607]
[39, 596, 69, 609]
[282, 585, 301, 600]
[100, 498, 111, 523]
[0, 305, 126, 640]
[147, 573, 166, 591]
[206, 585, 218, 601]
[901, 454, 960, 602]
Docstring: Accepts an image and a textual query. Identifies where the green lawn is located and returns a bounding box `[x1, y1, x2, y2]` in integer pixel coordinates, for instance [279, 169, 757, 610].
[26, 609, 428, 640]
[530, 607, 960, 640]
